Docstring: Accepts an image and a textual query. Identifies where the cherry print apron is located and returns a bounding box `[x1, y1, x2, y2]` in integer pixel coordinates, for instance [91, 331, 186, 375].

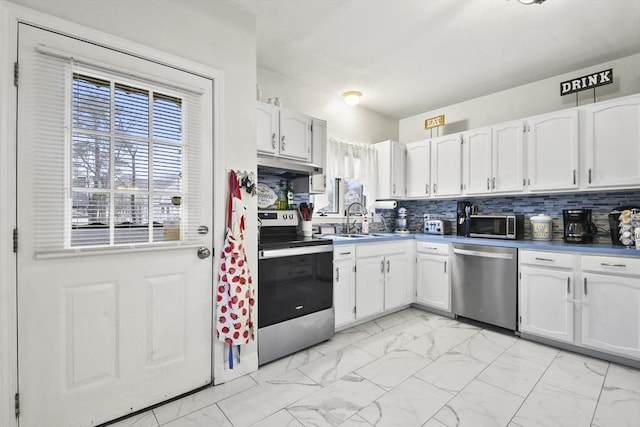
[215, 170, 255, 368]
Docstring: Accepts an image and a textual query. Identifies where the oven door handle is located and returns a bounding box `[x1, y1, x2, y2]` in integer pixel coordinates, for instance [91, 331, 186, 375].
[259, 245, 333, 259]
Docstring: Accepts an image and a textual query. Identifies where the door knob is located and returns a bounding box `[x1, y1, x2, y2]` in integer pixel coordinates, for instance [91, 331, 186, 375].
[197, 247, 211, 259]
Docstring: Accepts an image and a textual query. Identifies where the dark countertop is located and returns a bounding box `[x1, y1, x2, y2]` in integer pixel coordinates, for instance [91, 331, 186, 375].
[323, 232, 640, 257]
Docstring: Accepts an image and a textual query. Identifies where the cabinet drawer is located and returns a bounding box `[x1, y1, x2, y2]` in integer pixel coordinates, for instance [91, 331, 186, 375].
[520, 250, 575, 269]
[581, 255, 640, 276]
[334, 245, 356, 260]
[416, 241, 449, 255]
[357, 241, 406, 258]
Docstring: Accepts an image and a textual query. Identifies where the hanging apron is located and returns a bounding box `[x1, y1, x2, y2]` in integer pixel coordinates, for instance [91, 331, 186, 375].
[215, 170, 255, 368]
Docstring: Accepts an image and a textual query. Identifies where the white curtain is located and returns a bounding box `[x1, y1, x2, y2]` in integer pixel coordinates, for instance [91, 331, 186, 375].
[326, 137, 378, 210]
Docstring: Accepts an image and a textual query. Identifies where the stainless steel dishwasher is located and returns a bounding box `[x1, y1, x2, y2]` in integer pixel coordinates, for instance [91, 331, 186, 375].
[451, 243, 518, 331]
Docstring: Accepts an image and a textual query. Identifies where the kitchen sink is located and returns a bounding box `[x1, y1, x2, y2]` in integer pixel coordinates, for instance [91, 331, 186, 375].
[330, 233, 371, 239]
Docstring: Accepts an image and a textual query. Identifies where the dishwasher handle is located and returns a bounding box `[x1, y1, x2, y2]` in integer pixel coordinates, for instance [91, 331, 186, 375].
[452, 247, 515, 260]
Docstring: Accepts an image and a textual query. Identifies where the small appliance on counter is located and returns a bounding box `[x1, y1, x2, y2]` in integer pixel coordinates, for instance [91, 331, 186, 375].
[608, 206, 640, 247]
[563, 209, 598, 244]
[423, 219, 452, 235]
[530, 214, 553, 241]
[468, 214, 524, 240]
[394, 207, 410, 234]
[456, 201, 477, 236]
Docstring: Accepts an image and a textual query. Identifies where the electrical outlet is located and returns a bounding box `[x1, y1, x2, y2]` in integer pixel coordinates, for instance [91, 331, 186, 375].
[423, 214, 432, 221]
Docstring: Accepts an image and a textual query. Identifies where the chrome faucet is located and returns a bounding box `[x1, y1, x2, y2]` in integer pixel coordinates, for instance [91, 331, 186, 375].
[346, 202, 367, 234]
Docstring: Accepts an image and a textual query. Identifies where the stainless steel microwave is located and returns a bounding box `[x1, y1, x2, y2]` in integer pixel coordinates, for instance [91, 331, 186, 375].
[468, 214, 524, 240]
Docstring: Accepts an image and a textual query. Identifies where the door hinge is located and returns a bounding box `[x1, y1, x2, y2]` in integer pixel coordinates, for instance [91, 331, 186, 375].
[14, 62, 19, 87]
[13, 228, 18, 253]
[15, 393, 20, 418]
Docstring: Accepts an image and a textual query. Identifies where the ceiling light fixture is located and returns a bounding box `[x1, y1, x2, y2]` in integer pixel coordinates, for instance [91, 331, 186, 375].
[342, 90, 362, 106]
[517, 0, 546, 4]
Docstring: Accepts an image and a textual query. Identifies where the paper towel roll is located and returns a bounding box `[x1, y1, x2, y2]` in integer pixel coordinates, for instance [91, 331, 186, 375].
[374, 200, 398, 210]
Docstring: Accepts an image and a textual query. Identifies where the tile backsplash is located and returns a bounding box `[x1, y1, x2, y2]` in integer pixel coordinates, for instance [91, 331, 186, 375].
[376, 190, 640, 243]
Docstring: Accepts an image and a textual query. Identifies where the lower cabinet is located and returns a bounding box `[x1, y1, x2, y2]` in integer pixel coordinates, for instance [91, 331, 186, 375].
[519, 251, 576, 343]
[580, 256, 640, 360]
[415, 242, 451, 312]
[333, 245, 356, 329]
[519, 250, 640, 362]
[354, 254, 386, 319]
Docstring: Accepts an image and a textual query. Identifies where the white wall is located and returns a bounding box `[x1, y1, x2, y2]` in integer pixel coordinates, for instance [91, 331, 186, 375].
[399, 53, 640, 143]
[1, 1, 259, 416]
[258, 68, 398, 143]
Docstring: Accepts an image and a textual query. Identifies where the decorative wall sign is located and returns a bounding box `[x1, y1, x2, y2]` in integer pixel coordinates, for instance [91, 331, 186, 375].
[560, 68, 613, 96]
[424, 114, 445, 130]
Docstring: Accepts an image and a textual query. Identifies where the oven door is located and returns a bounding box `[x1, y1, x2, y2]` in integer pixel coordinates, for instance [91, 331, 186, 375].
[258, 245, 333, 328]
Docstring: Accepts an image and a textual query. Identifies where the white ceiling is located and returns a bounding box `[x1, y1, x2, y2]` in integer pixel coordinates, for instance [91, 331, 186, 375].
[226, 0, 640, 119]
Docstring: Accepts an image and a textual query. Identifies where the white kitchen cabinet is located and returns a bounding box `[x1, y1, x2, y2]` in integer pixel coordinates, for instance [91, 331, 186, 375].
[583, 94, 640, 189]
[308, 118, 327, 193]
[256, 101, 279, 155]
[526, 109, 579, 192]
[279, 108, 312, 161]
[405, 140, 431, 198]
[415, 242, 450, 312]
[374, 140, 406, 199]
[431, 133, 462, 197]
[354, 254, 385, 319]
[355, 241, 412, 319]
[256, 101, 312, 162]
[491, 120, 524, 193]
[462, 127, 492, 195]
[580, 255, 640, 360]
[333, 245, 356, 329]
[519, 250, 577, 343]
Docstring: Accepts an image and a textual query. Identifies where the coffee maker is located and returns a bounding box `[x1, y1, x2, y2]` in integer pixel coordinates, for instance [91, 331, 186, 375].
[563, 209, 597, 243]
[456, 201, 476, 236]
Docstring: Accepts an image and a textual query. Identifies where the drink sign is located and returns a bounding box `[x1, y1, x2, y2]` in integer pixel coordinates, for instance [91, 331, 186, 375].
[424, 114, 445, 130]
[560, 68, 613, 96]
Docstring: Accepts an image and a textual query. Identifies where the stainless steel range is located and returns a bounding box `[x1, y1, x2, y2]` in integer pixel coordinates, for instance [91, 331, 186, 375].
[257, 210, 334, 365]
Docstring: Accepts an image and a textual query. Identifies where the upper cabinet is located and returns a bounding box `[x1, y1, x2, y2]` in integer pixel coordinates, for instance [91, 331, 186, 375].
[526, 109, 579, 192]
[583, 95, 640, 189]
[462, 121, 524, 195]
[256, 101, 312, 162]
[308, 118, 327, 193]
[431, 133, 462, 197]
[256, 101, 279, 156]
[405, 140, 430, 198]
[374, 140, 406, 199]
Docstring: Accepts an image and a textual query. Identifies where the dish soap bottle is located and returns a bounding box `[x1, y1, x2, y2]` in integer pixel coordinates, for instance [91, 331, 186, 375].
[285, 180, 294, 209]
[277, 180, 287, 210]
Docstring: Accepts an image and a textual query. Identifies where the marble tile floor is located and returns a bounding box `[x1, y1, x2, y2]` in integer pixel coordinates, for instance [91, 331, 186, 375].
[109, 308, 640, 427]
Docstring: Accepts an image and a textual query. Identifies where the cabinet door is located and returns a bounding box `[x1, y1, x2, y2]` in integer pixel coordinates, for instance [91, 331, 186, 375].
[405, 140, 430, 198]
[334, 256, 356, 329]
[431, 134, 462, 197]
[463, 127, 492, 195]
[581, 272, 640, 359]
[256, 101, 279, 155]
[355, 256, 385, 319]
[416, 253, 450, 311]
[375, 140, 393, 199]
[309, 118, 327, 193]
[527, 110, 578, 191]
[279, 109, 312, 161]
[519, 266, 574, 343]
[384, 253, 411, 310]
[584, 95, 640, 188]
[492, 120, 524, 193]
[391, 141, 406, 197]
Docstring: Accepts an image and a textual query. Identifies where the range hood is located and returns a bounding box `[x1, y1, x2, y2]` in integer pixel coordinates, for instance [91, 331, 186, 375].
[257, 154, 323, 176]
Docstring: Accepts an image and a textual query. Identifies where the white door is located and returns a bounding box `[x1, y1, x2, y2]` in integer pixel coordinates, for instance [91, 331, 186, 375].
[431, 134, 462, 197]
[384, 252, 411, 310]
[462, 127, 492, 195]
[519, 267, 574, 343]
[279, 109, 312, 161]
[405, 140, 430, 198]
[355, 256, 385, 319]
[492, 120, 524, 193]
[416, 254, 450, 311]
[333, 247, 356, 329]
[256, 101, 279, 155]
[16, 25, 214, 427]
